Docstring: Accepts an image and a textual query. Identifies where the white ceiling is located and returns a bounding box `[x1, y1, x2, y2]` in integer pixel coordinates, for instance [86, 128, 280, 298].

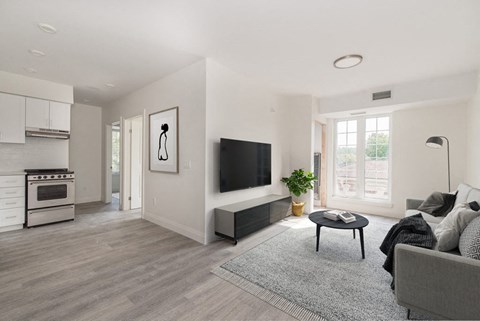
[1, 0, 480, 106]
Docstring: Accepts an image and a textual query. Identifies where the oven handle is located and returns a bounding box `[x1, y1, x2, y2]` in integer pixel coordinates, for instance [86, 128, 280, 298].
[29, 180, 75, 185]
[28, 205, 74, 214]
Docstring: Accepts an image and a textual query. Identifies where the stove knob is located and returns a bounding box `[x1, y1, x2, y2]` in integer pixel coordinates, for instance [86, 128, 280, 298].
[63, 175, 67, 178]
[51, 175, 55, 179]
[57, 175, 61, 178]
[43, 176, 47, 179]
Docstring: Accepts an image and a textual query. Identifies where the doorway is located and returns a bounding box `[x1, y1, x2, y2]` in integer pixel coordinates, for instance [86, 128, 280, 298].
[123, 116, 143, 210]
[105, 122, 121, 209]
[111, 123, 121, 204]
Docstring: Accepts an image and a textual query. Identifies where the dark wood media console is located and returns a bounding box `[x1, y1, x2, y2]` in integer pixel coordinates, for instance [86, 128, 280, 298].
[215, 195, 291, 244]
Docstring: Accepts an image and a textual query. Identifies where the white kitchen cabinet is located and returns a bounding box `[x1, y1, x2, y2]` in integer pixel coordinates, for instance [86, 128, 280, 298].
[26, 97, 50, 129]
[0, 92, 26, 144]
[26, 97, 70, 132]
[0, 174, 25, 231]
[49, 101, 70, 131]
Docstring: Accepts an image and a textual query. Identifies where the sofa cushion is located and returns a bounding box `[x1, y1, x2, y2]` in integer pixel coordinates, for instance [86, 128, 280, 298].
[467, 187, 480, 205]
[417, 191, 456, 217]
[405, 209, 444, 231]
[455, 183, 472, 206]
[434, 203, 480, 251]
[459, 216, 480, 260]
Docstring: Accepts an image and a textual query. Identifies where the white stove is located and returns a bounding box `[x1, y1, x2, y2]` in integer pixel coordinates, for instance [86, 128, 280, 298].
[24, 168, 75, 227]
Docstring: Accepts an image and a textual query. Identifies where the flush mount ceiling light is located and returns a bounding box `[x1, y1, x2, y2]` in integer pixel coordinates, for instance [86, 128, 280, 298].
[333, 54, 363, 69]
[37, 23, 57, 34]
[105, 83, 116, 88]
[24, 67, 38, 73]
[28, 49, 46, 57]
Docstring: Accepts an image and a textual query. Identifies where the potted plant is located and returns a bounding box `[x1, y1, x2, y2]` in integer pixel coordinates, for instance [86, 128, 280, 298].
[281, 169, 317, 216]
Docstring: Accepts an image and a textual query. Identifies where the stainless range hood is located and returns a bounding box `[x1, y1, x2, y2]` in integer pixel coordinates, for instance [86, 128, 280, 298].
[26, 127, 70, 139]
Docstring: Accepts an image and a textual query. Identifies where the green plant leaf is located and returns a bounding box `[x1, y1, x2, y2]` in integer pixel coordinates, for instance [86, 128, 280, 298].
[280, 169, 318, 197]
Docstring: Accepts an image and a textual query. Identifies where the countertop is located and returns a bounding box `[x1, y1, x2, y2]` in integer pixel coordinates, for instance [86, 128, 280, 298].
[0, 171, 26, 176]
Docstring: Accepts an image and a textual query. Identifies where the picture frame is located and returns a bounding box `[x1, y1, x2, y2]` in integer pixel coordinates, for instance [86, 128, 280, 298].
[149, 107, 179, 173]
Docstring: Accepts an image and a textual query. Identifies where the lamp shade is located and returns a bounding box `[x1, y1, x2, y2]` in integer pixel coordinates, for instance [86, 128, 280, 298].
[426, 136, 444, 148]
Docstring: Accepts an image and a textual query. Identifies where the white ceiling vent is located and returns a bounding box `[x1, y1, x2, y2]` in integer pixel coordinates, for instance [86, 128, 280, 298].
[372, 90, 391, 101]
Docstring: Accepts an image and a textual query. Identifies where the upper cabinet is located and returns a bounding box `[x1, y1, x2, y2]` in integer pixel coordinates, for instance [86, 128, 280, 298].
[25, 97, 49, 129]
[26, 97, 70, 132]
[49, 101, 70, 132]
[0, 92, 26, 144]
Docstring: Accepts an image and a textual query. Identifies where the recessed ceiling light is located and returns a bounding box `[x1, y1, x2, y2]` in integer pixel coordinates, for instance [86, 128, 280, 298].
[24, 67, 38, 73]
[28, 49, 46, 57]
[105, 83, 116, 88]
[37, 23, 57, 34]
[333, 54, 363, 69]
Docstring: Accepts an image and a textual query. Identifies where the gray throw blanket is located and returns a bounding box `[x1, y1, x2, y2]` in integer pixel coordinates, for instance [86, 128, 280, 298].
[380, 214, 436, 288]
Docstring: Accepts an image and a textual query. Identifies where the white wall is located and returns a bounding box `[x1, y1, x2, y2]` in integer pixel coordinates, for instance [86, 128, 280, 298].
[277, 95, 315, 212]
[0, 70, 74, 104]
[314, 122, 323, 154]
[104, 60, 207, 243]
[69, 103, 102, 203]
[317, 72, 477, 116]
[466, 80, 480, 187]
[326, 102, 467, 218]
[0, 137, 69, 171]
[204, 60, 292, 243]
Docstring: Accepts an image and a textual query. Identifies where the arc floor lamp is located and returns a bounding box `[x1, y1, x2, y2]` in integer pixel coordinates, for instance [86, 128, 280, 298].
[426, 136, 450, 192]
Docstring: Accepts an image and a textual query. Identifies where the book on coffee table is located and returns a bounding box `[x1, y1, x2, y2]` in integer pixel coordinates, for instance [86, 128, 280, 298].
[324, 210, 356, 223]
[338, 212, 356, 223]
[324, 210, 343, 221]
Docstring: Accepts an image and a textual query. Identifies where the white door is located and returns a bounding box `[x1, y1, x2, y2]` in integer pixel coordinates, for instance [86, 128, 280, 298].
[130, 117, 143, 209]
[105, 124, 112, 204]
[49, 102, 71, 131]
[122, 118, 130, 210]
[0, 93, 25, 144]
[26, 97, 49, 129]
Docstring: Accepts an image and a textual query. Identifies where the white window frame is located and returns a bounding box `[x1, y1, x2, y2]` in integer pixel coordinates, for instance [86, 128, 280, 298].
[333, 114, 392, 203]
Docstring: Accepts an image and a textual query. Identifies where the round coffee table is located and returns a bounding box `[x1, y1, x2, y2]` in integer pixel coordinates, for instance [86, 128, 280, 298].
[309, 211, 369, 259]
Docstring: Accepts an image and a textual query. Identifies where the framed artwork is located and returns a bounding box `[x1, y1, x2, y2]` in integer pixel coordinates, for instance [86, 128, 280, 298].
[149, 107, 179, 173]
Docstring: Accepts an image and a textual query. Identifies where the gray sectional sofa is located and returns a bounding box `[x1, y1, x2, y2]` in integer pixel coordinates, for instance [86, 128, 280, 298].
[395, 183, 480, 320]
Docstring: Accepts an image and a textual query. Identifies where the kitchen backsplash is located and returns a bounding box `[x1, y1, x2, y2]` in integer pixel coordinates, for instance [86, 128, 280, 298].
[0, 137, 69, 171]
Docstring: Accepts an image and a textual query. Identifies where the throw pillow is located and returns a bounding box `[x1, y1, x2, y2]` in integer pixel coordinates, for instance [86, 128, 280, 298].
[459, 216, 480, 260]
[434, 203, 480, 251]
[469, 201, 480, 211]
[418, 191, 457, 217]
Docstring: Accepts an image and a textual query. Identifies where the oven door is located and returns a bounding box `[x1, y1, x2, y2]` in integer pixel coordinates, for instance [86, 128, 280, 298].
[27, 179, 75, 209]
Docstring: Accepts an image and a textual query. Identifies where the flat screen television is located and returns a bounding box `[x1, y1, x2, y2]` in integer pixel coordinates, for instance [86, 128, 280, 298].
[220, 138, 271, 193]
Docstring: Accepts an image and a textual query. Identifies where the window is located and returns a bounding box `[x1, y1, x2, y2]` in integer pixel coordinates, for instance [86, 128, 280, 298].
[334, 116, 391, 201]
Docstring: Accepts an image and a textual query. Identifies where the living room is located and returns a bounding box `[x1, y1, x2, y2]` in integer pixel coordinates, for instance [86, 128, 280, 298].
[1, 1, 480, 320]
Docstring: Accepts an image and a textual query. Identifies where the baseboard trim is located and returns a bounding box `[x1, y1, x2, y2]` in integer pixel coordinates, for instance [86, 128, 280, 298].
[0, 224, 23, 233]
[143, 211, 205, 244]
[76, 196, 102, 204]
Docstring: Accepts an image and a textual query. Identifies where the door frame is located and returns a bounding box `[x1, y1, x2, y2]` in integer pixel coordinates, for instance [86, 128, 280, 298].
[121, 115, 144, 211]
[105, 124, 112, 204]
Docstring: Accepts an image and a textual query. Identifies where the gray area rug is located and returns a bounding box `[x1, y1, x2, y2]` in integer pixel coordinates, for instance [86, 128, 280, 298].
[213, 219, 431, 321]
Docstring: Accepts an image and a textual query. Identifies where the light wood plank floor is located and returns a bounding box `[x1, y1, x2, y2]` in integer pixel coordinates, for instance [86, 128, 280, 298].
[0, 204, 398, 321]
[0, 203, 301, 321]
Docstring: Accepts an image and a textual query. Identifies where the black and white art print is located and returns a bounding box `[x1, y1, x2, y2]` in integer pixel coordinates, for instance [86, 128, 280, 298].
[149, 107, 178, 173]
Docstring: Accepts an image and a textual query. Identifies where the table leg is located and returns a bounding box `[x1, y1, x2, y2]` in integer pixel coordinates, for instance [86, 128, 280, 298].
[316, 225, 321, 252]
[359, 228, 365, 259]
[353, 229, 356, 239]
